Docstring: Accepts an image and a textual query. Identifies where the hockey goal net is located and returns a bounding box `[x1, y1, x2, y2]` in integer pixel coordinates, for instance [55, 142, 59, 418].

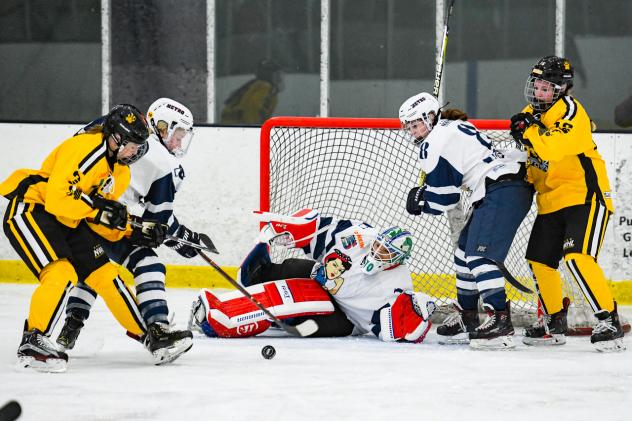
[260, 116, 596, 330]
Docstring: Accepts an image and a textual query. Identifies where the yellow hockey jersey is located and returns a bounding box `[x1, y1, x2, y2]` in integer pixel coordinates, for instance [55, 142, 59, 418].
[0, 132, 130, 235]
[220, 79, 278, 125]
[521, 96, 613, 214]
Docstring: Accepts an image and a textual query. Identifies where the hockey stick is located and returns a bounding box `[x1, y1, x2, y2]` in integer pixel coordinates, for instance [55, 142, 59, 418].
[497, 262, 534, 294]
[432, 0, 456, 99]
[128, 219, 219, 254]
[196, 235, 318, 337]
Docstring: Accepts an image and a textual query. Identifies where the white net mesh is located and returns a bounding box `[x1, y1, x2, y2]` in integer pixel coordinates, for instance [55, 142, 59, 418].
[262, 118, 595, 328]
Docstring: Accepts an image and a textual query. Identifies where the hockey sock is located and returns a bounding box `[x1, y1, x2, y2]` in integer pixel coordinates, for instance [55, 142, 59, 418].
[466, 256, 506, 311]
[85, 263, 145, 336]
[66, 283, 97, 321]
[528, 260, 563, 314]
[454, 247, 478, 310]
[564, 253, 615, 313]
[29, 259, 76, 334]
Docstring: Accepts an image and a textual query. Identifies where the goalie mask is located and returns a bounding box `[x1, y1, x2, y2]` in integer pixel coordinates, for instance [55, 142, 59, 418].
[103, 104, 150, 165]
[360, 227, 413, 275]
[399, 92, 440, 145]
[147, 98, 195, 158]
[524, 56, 573, 113]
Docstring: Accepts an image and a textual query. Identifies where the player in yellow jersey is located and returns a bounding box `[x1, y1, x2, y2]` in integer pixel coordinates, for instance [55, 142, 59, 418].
[510, 56, 625, 352]
[220, 60, 283, 125]
[1, 104, 175, 372]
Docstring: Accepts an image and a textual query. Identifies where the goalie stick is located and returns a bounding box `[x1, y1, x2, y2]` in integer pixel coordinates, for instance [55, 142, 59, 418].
[196, 234, 319, 338]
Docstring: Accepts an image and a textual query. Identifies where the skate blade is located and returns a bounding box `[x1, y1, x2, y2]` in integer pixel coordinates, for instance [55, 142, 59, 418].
[522, 334, 566, 346]
[469, 335, 515, 350]
[594, 338, 626, 353]
[152, 337, 194, 365]
[16, 356, 67, 373]
[438, 332, 469, 345]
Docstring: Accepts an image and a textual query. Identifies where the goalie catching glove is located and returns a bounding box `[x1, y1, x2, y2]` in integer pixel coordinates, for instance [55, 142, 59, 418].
[165, 224, 201, 258]
[372, 290, 436, 343]
[129, 216, 167, 248]
[90, 194, 128, 230]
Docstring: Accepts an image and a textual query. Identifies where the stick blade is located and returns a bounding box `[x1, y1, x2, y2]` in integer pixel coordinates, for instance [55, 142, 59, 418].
[285, 319, 318, 337]
[199, 233, 219, 254]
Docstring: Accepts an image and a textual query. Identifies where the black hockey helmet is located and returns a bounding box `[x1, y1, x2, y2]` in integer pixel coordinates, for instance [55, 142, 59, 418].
[256, 59, 282, 84]
[103, 104, 149, 146]
[524, 56, 574, 112]
[103, 104, 149, 164]
[530, 55, 574, 89]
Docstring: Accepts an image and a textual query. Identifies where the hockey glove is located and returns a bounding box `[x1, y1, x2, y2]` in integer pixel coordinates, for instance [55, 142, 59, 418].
[165, 224, 200, 258]
[91, 194, 128, 230]
[406, 186, 426, 216]
[129, 216, 167, 248]
[510, 113, 541, 147]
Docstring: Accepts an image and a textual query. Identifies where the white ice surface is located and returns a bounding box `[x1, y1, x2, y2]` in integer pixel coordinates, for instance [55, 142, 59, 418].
[0, 284, 631, 421]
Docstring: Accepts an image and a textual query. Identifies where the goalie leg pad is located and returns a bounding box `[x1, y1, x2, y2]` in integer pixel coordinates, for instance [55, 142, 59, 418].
[198, 278, 334, 338]
[237, 242, 271, 287]
[374, 291, 436, 343]
[257, 209, 320, 248]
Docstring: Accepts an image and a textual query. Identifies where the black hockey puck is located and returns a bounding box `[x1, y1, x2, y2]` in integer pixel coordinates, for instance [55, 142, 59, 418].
[261, 345, 276, 359]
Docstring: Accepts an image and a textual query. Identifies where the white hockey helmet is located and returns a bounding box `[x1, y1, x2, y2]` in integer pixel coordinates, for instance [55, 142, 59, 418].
[147, 98, 194, 158]
[360, 226, 413, 275]
[398, 92, 440, 145]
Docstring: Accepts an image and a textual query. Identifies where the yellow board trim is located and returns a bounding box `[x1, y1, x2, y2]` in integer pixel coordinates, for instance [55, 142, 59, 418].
[0, 259, 237, 290]
[1, 259, 632, 304]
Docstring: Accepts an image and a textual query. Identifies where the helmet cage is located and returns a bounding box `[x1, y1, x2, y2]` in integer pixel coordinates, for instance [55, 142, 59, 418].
[147, 98, 195, 158]
[360, 227, 413, 275]
[117, 140, 149, 165]
[524, 76, 565, 113]
[399, 93, 441, 145]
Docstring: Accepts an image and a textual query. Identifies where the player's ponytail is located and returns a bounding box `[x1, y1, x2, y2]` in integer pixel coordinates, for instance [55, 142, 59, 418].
[440, 109, 468, 121]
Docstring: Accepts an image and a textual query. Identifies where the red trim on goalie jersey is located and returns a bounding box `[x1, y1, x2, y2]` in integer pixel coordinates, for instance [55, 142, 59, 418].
[259, 117, 509, 211]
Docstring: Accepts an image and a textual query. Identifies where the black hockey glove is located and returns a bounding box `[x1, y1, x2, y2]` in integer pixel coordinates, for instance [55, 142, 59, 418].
[129, 216, 167, 248]
[406, 186, 426, 216]
[165, 224, 200, 258]
[91, 194, 128, 230]
[510, 113, 538, 147]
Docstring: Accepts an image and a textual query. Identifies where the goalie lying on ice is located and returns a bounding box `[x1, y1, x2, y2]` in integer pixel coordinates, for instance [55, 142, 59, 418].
[189, 210, 436, 342]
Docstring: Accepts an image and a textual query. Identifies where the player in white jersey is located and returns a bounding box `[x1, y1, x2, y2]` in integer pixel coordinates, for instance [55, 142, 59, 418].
[56, 98, 200, 364]
[189, 209, 436, 342]
[399, 93, 533, 349]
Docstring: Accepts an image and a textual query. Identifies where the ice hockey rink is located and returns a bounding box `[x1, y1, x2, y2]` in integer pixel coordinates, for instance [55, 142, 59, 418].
[0, 283, 629, 421]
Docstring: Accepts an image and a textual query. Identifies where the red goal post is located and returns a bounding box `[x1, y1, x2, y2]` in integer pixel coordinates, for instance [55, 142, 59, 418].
[259, 116, 594, 328]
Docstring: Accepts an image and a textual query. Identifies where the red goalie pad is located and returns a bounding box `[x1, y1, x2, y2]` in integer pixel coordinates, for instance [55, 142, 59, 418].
[255, 208, 319, 248]
[201, 278, 334, 338]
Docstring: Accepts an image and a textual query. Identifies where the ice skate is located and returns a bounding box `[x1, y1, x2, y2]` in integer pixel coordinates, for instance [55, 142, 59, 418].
[591, 302, 626, 353]
[144, 322, 193, 365]
[436, 302, 479, 345]
[469, 302, 515, 350]
[523, 297, 569, 346]
[56, 312, 85, 351]
[17, 322, 68, 373]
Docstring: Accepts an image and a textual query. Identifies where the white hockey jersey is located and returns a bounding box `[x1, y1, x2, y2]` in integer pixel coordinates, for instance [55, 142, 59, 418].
[120, 135, 186, 234]
[418, 119, 527, 214]
[300, 218, 414, 335]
